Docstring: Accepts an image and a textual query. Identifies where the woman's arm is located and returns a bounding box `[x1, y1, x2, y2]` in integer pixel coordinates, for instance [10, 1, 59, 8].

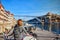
[23, 27, 29, 35]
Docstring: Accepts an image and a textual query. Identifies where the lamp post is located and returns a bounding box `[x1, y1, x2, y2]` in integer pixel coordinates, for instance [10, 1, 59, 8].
[49, 16, 52, 32]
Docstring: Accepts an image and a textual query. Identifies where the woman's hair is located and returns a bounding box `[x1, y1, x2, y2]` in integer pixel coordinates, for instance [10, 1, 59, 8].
[17, 19, 22, 25]
[17, 19, 22, 22]
[5, 28, 8, 31]
[28, 27, 32, 31]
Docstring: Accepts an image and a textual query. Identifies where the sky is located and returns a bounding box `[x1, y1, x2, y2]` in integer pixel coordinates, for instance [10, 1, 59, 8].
[1, 0, 60, 20]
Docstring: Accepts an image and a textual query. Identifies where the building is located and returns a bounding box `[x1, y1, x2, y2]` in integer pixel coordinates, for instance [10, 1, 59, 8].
[43, 12, 60, 33]
[5, 11, 16, 29]
[28, 12, 60, 34]
[0, 3, 16, 33]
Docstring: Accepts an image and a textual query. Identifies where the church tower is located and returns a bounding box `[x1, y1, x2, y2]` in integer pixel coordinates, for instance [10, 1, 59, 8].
[0, 0, 4, 10]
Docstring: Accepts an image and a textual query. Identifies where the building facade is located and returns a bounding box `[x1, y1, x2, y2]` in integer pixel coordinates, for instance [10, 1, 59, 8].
[0, 3, 16, 33]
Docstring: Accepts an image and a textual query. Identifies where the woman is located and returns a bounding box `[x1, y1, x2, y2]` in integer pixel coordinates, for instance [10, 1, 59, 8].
[3, 28, 9, 40]
[3, 26, 14, 40]
[28, 27, 37, 38]
[7, 26, 14, 40]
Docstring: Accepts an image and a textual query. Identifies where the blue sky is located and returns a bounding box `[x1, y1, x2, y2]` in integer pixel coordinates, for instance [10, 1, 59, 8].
[1, 0, 60, 20]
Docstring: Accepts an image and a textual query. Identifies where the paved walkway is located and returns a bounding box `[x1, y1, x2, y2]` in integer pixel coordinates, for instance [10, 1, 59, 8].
[0, 28, 60, 40]
[34, 28, 60, 40]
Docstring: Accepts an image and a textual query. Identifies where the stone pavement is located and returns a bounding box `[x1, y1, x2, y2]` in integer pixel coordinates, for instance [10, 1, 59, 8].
[34, 28, 60, 40]
[0, 28, 60, 40]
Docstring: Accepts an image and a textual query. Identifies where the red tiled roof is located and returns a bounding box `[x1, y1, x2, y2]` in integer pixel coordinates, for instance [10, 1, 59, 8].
[0, 4, 4, 9]
[0, 4, 2, 9]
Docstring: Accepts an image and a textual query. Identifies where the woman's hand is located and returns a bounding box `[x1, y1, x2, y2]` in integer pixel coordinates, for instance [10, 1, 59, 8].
[26, 33, 32, 36]
[26, 33, 29, 35]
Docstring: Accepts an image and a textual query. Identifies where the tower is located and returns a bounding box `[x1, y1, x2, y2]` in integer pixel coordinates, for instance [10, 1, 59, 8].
[0, 0, 2, 9]
[0, 0, 1, 4]
[0, 0, 4, 10]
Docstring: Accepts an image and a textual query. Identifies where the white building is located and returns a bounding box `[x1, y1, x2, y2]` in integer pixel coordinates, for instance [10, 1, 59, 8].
[0, 3, 16, 33]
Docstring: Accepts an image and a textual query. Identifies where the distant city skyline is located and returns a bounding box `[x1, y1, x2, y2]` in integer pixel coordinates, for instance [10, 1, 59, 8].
[1, 0, 60, 20]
